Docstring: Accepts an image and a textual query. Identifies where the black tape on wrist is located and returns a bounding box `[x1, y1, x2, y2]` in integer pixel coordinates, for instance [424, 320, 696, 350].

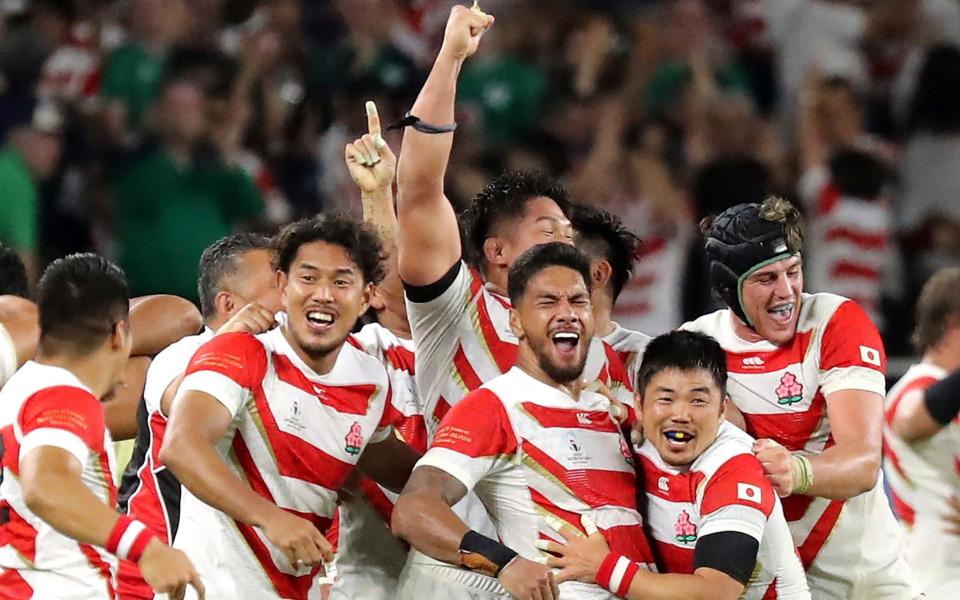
[458, 530, 518, 577]
[387, 112, 458, 134]
[924, 369, 960, 425]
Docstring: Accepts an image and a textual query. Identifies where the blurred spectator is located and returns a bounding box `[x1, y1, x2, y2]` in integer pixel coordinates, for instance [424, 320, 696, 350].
[0, 99, 63, 283]
[113, 79, 264, 302]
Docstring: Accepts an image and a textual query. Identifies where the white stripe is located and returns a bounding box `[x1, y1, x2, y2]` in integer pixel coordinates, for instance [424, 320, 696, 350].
[607, 555, 631, 593]
[116, 520, 146, 559]
[178, 370, 248, 417]
[19, 427, 90, 465]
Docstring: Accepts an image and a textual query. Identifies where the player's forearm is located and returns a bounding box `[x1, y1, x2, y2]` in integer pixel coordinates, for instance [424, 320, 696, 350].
[130, 295, 202, 356]
[804, 442, 881, 498]
[891, 392, 943, 443]
[160, 429, 279, 528]
[624, 570, 739, 600]
[359, 434, 420, 493]
[392, 488, 470, 564]
[103, 356, 151, 440]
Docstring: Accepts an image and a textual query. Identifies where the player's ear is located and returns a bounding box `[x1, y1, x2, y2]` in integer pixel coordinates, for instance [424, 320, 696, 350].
[719, 394, 729, 422]
[509, 307, 524, 339]
[483, 236, 507, 269]
[112, 319, 130, 351]
[359, 282, 374, 314]
[277, 270, 289, 304]
[369, 284, 386, 312]
[214, 290, 234, 318]
[592, 259, 612, 289]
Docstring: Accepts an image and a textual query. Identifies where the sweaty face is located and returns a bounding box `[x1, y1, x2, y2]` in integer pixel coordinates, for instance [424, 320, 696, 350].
[740, 256, 803, 346]
[514, 266, 594, 385]
[641, 368, 725, 468]
[499, 197, 574, 268]
[231, 249, 283, 315]
[280, 241, 371, 365]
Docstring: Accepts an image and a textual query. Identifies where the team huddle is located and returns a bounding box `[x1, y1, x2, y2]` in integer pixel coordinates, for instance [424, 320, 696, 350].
[2, 4, 960, 600]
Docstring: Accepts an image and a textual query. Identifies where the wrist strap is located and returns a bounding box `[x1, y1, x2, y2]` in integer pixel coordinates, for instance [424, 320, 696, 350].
[387, 112, 458, 134]
[596, 553, 639, 596]
[792, 454, 814, 495]
[106, 515, 157, 563]
[458, 530, 518, 577]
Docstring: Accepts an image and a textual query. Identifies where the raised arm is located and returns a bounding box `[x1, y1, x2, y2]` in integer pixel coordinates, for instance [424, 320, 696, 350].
[129, 294, 202, 356]
[395, 4, 494, 287]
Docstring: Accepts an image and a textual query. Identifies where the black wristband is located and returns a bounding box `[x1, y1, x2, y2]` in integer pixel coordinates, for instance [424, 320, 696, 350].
[924, 369, 960, 425]
[458, 530, 518, 577]
[387, 112, 458, 134]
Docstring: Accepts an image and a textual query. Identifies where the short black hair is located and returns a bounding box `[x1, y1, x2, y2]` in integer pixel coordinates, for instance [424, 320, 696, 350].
[636, 330, 728, 396]
[460, 171, 571, 272]
[828, 148, 890, 200]
[198, 233, 273, 319]
[0, 243, 29, 298]
[571, 204, 642, 301]
[37, 253, 129, 354]
[274, 213, 385, 285]
[507, 242, 593, 304]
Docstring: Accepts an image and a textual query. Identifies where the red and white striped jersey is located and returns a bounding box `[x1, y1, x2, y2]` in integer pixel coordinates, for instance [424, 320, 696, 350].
[171, 327, 395, 600]
[602, 323, 652, 390]
[0, 323, 17, 387]
[883, 362, 960, 598]
[799, 166, 892, 330]
[682, 293, 913, 594]
[419, 367, 655, 600]
[116, 328, 214, 600]
[329, 323, 423, 599]
[406, 262, 633, 438]
[0, 362, 118, 599]
[639, 422, 809, 599]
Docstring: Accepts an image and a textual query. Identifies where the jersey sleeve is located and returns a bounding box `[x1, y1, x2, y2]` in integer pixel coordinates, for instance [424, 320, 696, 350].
[698, 453, 776, 543]
[0, 322, 17, 386]
[818, 300, 887, 397]
[17, 386, 104, 466]
[177, 332, 267, 417]
[415, 389, 518, 491]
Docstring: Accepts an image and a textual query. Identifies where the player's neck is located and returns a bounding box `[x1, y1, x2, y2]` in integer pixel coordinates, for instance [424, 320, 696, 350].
[592, 293, 615, 338]
[35, 347, 115, 399]
[483, 268, 509, 298]
[923, 345, 960, 373]
[729, 312, 766, 344]
[377, 308, 411, 340]
[516, 346, 584, 399]
[281, 324, 341, 375]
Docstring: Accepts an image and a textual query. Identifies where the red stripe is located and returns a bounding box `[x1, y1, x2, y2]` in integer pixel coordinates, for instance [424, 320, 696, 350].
[639, 454, 706, 504]
[432, 396, 452, 425]
[395, 414, 428, 454]
[248, 384, 355, 490]
[885, 376, 939, 426]
[817, 183, 840, 216]
[474, 294, 518, 374]
[796, 500, 844, 570]
[654, 539, 694, 574]
[234, 521, 319, 600]
[117, 559, 153, 600]
[0, 569, 33, 598]
[888, 486, 915, 526]
[359, 477, 395, 524]
[618, 560, 640, 596]
[613, 302, 651, 316]
[883, 437, 911, 485]
[0, 426, 20, 476]
[625, 274, 655, 289]
[520, 403, 620, 433]
[762, 577, 779, 599]
[529, 487, 582, 531]
[0, 502, 38, 563]
[452, 346, 484, 391]
[829, 261, 879, 280]
[273, 354, 378, 416]
[79, 543, 116, 599]
[603, 342, 633, 392]
[742, 391, 826, 452]
[824, 227, 887, 250]
[725, 331, 813, 374]
[384, 344, 415, 374]
[521, 441, 637, 509]
[638, 237, 666, 257]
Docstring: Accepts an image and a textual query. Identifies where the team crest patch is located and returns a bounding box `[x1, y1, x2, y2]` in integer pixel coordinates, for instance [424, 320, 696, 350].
[775, 372, 803, 405]
[674, 510, 697, 543]
[345, 422, 363, 455]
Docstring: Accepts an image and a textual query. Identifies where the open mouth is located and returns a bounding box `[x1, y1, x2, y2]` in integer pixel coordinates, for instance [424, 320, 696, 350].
[551, 331, 580, 356]
[767, 302, 794, 325]
[663, 430, 695, 448]
[305, 310, 335, 332]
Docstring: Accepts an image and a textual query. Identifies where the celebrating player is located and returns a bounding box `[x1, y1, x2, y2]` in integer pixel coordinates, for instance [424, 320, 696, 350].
[0, 254, 203, 599]
[682, 197, 919, 598]
[884, 267, 960, 599]
[116, 232, 282, 599]
[544, 330, 809, 599]
[393, 242, 654, 600]
[159, 214, 419, 599]
[394, 6, 634, 595]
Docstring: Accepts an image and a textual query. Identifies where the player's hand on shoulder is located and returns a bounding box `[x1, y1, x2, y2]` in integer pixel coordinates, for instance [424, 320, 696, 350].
[753, 438, 794, 497]
[498, 556, 559, 600]
[261, 507, 334, 568]
[440, 3, 494, 61]
[217, 303, 277, 335]
[138, 538, 205, 600]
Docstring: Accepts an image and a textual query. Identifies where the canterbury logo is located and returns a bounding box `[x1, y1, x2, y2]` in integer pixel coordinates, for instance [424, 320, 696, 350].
[742, 356, 765, 367]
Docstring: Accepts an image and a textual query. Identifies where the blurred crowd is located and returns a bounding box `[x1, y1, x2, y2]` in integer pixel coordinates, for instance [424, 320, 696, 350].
[3, 0, 960, 355]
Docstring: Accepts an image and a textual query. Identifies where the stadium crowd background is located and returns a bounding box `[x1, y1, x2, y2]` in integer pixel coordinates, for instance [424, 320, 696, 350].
[3, 0, 960, 364]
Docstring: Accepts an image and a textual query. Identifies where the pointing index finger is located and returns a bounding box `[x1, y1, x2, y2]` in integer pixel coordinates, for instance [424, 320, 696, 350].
[365, 100, 382, 137]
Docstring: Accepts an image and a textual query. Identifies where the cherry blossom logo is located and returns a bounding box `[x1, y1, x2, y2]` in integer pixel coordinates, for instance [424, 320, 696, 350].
[775, 372, 803, 405]
[674, 510, 697, 543]
[345, 422, 363, 455]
